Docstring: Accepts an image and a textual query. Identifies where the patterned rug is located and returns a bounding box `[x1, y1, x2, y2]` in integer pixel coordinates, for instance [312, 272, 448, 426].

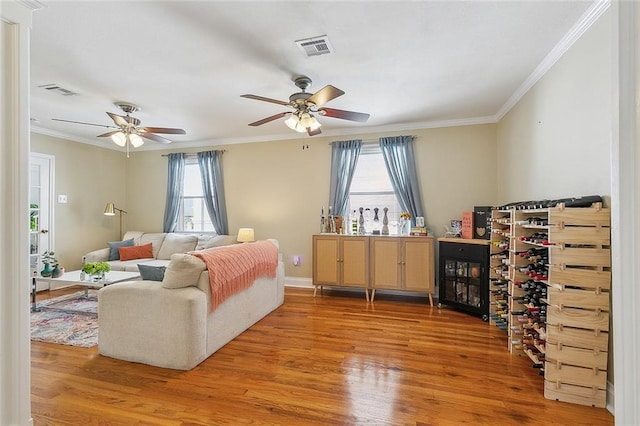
[30, 290, 99, 348]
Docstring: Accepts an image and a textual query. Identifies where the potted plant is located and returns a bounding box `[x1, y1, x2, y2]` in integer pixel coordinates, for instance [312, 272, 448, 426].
[81, 261, 111, 282]
[40, 251, 58, 277]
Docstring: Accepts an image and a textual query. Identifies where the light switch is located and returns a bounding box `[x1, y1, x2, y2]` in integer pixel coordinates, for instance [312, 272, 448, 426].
[58, 194, 68, 203]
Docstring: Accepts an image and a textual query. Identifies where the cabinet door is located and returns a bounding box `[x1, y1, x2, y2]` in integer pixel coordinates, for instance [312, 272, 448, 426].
[370, 237, 401, 290]
[313, 235, 339, 285]
[403, 238, 433, 292]
[341, 237, 369, 288]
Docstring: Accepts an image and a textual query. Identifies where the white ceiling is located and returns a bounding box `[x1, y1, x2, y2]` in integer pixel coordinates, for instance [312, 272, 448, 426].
[29, 1, 597, 150]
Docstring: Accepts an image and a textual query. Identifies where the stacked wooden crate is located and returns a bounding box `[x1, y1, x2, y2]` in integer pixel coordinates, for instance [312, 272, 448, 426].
[544, 203, 611, 408]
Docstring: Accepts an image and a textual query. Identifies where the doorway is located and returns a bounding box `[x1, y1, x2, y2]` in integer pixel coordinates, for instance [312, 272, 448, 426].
[30, 152, 54, 291]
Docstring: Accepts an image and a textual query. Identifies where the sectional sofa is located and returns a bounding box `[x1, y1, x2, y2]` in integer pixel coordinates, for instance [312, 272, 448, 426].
[92, 232, 285, 370]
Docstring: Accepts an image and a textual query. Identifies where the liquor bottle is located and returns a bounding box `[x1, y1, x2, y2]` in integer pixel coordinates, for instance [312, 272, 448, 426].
[350, 210, 357, 235]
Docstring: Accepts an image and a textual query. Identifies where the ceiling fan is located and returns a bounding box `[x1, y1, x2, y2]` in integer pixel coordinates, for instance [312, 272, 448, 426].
[52, 102, 186, 156]
[241, 76, 370, 136]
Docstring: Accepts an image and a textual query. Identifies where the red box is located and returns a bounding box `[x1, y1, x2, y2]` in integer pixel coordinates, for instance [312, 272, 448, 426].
[461, 211, 474, 239]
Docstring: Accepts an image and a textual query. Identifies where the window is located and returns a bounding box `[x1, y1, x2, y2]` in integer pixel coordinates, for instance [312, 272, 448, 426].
[177, 161, 215, 233]
[347, 145, 402, 232]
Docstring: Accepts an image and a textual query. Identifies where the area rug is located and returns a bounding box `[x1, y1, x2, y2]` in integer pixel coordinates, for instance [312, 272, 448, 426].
[30, 290, 99, 348]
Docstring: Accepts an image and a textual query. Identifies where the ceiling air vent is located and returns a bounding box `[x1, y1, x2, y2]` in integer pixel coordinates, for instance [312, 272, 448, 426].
[295, 35, 333, 57]
[38, 84, 78, 96]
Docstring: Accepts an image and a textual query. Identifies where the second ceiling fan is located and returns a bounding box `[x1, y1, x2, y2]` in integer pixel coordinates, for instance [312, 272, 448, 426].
[241, 76, 369, 136]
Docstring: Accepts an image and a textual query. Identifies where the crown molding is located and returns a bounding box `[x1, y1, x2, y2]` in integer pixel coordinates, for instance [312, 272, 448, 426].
[15, 0, 46, 11]
[495, 0, 611, 121]
[32, 114, 498, 152]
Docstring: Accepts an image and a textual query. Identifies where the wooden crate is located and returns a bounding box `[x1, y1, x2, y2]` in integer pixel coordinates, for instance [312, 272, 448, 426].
[544, 380, 607, 408]
[550, 226, 610, 246]
[546, 287, 610, 311]
[545, 362, 607, 389]
[546, 305, 609, 331]
[549, 206, 611, 228]
[551, 247, 611, 268]
[547, 266, 611, 291]
[545, 343, 608, 370]
[546, 323, 609, 351]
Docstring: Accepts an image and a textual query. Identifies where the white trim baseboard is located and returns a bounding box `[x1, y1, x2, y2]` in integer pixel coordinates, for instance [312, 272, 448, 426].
[284, 277, 313, 288]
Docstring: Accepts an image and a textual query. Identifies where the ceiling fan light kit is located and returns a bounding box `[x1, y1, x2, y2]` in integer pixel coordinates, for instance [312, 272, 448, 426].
[52, 102, 186, 157]
[242, 75, 369, 137]
[285, 112, 321, 133]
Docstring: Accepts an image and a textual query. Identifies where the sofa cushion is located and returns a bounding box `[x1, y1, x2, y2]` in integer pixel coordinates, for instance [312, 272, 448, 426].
[107, 258, 170, 273]
[202, 235, 239, 249]
[196, 234, 216, 251]
[122, 231, 145, 246]
[162, 253, 206, 289]
[139, 233, 167, 258]
[138, 264, 167, 281]
[157, 234, 199, 260]
[119, 243, 154, 261]
[107, 238, 134, 261]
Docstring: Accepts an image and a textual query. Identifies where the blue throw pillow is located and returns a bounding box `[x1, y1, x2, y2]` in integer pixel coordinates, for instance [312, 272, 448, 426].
[107, 238, 134, 261]
[138, 264, 166, 281]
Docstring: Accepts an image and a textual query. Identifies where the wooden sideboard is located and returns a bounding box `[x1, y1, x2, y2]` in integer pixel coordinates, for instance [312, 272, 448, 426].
[312, 234, 435, 305]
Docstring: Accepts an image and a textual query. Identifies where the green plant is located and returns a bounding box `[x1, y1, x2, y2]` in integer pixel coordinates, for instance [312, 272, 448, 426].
[41, 251, 58, 267]
[82, 261, 111, 275]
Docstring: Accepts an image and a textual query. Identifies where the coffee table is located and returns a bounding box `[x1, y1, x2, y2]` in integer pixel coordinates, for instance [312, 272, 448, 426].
[31, 270, 140, 313]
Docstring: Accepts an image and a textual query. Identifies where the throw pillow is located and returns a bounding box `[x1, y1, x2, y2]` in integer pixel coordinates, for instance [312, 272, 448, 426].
[138, 264, 167, 281]
[156, 234, 199, 260]
[107, 238, 134, 261]
[162, 253, 206, 289]
[202, 235, 239, 249]
[118, 243, 154, 261]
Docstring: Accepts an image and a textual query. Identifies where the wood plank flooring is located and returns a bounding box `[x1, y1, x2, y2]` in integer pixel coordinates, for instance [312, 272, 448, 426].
[31, 287, 614, 425]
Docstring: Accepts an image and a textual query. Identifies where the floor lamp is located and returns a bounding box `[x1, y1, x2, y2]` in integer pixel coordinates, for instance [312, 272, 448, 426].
[104, 202, 127, 238]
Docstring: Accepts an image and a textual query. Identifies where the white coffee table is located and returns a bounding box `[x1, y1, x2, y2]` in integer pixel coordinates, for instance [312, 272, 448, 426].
[32, 270, 140, 313]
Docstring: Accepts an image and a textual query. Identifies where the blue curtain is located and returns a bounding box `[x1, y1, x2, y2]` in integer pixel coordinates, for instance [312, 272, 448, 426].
[328, 139, 362, 216]
[379, 135, 425, 224]
[162, 153, 185, 232]
[197, 150, 229, 235]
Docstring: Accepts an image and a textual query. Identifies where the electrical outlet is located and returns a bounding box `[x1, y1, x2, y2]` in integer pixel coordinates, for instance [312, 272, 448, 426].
[292, 255, 302, 266]
[58, 194, 68, 203]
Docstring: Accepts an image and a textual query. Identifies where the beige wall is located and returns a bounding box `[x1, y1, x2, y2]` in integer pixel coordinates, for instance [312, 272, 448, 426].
[496, 10, 612, 204]
[497, 10, 613, 384]
[31, 134, 127, 271]
[123, 124, 497, 280]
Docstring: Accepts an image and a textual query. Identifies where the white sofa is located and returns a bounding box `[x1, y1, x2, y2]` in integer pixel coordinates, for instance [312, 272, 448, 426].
[97, 239, 284, 370]
[84, 231, 240, 272]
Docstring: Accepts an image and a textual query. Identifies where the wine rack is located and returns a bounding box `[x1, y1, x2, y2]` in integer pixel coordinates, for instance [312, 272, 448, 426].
[543, 203, 610, 408]
[510, 209, 550, 360]
[489, 210, 511, 332]
[493, 201, 611, 408]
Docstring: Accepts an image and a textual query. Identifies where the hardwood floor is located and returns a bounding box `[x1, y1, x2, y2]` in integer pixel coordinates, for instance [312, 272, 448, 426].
[31, 287, 614, 425]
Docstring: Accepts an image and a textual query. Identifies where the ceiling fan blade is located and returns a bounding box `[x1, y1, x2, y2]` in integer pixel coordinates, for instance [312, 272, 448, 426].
[241, 94, 290, 107]
[319, 107, 370, 122]
[307, 85, 345, 107]
[96, 130, 122, 138]
[307, 127, 322, 137]
[248, 112, 288, 127]
[106, 111, 129, 127]
[51, 118, 117, 129]
[139, 127, 186, 135]
[139, 132, 172, 144]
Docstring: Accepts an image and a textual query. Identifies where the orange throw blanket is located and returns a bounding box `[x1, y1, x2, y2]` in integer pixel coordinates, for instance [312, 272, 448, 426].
[191, 240, 278, 310]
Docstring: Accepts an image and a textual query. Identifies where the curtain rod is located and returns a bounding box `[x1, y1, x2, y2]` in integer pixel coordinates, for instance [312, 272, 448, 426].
[161, 150, 226, 157]
[327, 136, 417, 145]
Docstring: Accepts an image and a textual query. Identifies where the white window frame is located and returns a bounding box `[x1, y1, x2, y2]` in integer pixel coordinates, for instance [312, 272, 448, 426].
[347, 144, 402, 231]
[176, 159, 216, 234]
